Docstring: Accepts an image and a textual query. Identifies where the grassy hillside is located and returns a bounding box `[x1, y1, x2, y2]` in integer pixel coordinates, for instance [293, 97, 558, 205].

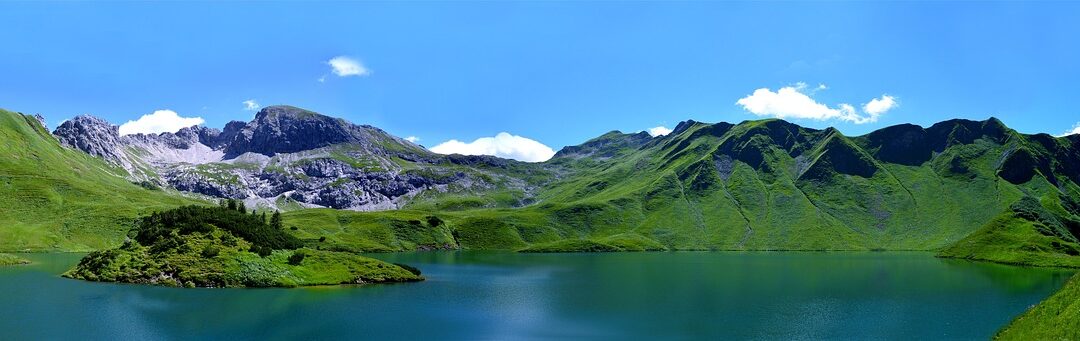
[278, 117, 1080, 253]
[0, 109, 200, 252]
[939, 196, 1080, 267]
[6, 106, 1080, 255]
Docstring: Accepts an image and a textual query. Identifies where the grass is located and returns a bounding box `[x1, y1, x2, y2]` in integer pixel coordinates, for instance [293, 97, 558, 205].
[996, 273, 1080, 340]
[0, 109, 201, 252]
[938, 213, 1080, 268]
[0, 253, 30, 266]
[938, 196, 1080, 268]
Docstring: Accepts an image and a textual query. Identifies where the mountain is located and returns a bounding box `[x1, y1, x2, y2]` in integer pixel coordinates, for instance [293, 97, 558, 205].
[272, 114, 1080, 253]
[51, 105, 550, 212]
[489, 117, 1079, 251]
[7, 104, 1080, 255]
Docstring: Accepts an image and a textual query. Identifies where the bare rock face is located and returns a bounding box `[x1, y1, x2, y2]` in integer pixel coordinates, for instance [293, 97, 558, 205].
[49, 105, 532, 211]
[53, 116, 129, 165]
[225, 106, 371, 158]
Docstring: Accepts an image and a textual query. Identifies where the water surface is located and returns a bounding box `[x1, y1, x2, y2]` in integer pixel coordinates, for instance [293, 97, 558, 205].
[0, 252, 1072, 340]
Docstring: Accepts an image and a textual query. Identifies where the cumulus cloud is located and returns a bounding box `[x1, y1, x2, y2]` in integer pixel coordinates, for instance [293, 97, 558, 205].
[735, 84, 895, 124]
[405, 136, 421, 143]
[243, 99, 260, 111]
[429, 132, 556, 162]
[1059, 123, 1080, 137]
[647, 126, 672, 136]
[863, 95, 897, 116]
[327, 56, 370, 77]
[118, 110, 204, 136]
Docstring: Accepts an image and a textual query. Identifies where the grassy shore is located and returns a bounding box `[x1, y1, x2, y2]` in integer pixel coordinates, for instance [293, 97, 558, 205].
[0, 253, 30, 266]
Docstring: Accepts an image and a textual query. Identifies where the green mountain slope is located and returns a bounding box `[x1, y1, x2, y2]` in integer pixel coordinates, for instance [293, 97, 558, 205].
[939, 196, 1080, 267]
[425, 118, 1076, 251]
[0, 109, 199, 252]
[5, 104, 1080, 253]
[279, 117, 1080, 252]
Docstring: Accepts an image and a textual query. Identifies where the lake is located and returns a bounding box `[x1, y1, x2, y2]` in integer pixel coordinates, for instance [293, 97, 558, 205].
[0, 252, 1073, 340]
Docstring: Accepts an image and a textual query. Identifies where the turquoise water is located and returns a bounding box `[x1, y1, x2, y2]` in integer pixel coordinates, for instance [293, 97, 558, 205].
[0, 252, 1073, 340]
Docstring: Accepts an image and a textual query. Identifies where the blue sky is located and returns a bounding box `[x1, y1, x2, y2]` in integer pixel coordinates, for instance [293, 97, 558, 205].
[2, 2, 1079, 161]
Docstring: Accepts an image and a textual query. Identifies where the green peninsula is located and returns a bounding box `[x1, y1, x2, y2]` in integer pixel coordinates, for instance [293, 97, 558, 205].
[64, 203, 423, 288]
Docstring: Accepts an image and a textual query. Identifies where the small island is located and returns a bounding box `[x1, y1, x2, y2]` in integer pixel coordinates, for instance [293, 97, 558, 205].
[0, 253, 30, 266]
[64, 202, 423, 288]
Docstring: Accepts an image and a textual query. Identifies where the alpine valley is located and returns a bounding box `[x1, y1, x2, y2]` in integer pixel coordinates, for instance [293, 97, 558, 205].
[4, 104, 1080, 336]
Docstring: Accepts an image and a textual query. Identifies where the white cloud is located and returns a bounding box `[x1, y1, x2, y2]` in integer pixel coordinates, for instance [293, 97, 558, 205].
[429, 132, 556, 162]
[863, 95, 897, 116]
[242, 99, 260, 111]
[327, 56, 370, 77]
[647, 126, 672, 136]
[118, 110, 205, 136]
[735, 84, 893, 124]
[1059, 123, 1080, 137]
[405, 136, 421, 143]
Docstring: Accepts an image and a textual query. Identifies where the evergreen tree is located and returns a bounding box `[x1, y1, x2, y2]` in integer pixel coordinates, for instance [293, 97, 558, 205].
[237, 201, 246, 213]
[261, 212, 267, 224]
[227, 199, 237, 211]
[270, 211, 283, 230]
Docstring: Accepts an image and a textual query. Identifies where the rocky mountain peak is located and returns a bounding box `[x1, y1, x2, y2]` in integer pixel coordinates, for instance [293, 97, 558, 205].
[53, 115, 126, 164]
[224, 105, 365, 157]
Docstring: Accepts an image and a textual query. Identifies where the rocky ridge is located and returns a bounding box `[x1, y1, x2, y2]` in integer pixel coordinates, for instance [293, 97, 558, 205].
[52, 105, 544, 211]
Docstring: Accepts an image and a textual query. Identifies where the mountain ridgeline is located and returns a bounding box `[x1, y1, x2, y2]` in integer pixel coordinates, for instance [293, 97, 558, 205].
[3, 105, 1080, 254]
[50, 105, 547, 211]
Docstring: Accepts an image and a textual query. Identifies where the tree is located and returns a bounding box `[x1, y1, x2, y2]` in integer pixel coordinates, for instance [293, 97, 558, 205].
[227, 199, 237, 211]
[261, 212, 267, 224]
[270, 211, 283, 230]
[237, 201, 246, 213]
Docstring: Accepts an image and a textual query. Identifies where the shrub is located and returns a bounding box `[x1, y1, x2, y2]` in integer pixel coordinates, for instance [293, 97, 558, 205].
[288, 251, 306, 265]
[426, 215, 444, 227]
[250, 245, 272, 258]
[201, 245, 220, 258]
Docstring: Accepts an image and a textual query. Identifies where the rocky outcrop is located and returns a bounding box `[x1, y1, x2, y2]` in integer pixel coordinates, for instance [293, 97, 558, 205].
[222, 106, 403, 158]
[53, 116, 129, 166]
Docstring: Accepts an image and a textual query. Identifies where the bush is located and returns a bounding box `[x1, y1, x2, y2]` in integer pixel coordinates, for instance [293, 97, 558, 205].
[250, 245, 272, 258]
[201, 245, 220, 258]
[426, 215, 444, 227]
[288, 251, 306, 265]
